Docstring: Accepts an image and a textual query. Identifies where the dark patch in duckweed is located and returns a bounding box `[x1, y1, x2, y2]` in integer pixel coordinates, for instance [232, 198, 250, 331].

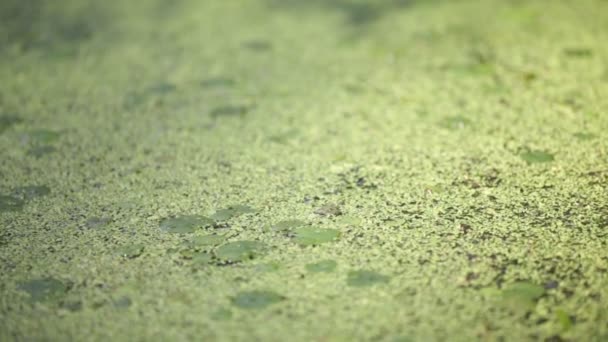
[13, 185, 50, 200]
[0, 195, 25, 212]
[159, 215, 214, 234]
[231, 290, 284, 309]
[210, 205, 256, 221]
[210, 105, 250, 118]
[242, 40, 273, 51]
[293, 227, 340, 245]
[0, 115, 22, 133]
[215, 240, 265, 262]
[520, 150, 554, 164]
[347, 270, 390, 287]
[18, 277, 67, 303]
[563, 47, 593, 58]
[27, 145, 56, 158]
[117, 244, 144, 259]
[201, 77, 236, 88]
[306, 260, 337, 273]
[124, 82, 177, 108]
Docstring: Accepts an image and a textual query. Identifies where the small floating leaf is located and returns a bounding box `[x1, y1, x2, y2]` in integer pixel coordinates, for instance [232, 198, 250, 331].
[563, 47, 593, 58]
[0, 115, 22, 133]
[211, 307, 233, 320]
[113, 296, 132, 309]
[269, 219, 307, 232]
[117, 244, 144, 259]
[347, 270, 390, 287]
[13, 185, 51, 200]
[18, 277, 67, 303]
[191, 252, 214, 266]
[254, 262, 280, 272]
[294, 227, 340, 245]
[314, 203, 342, 216]
[27, 130, 61, 144]
[306, 260, 337, 273]
[27, 145, 56, 158]
[555, 308, 573, 332]
[232, 290, 284, 309]
[210, 205, 255, 221]
[0, 195, 25, 212]
[215, 240, 265, 262]
[520, 150, 554, 164]
[211, 105, 249, 118]
[573, 132, 597, 140]
[85, 217, 112, 229]
[440, 116, 471, 130]
[192, 234, 226, 247]
[201, 78, 235, 88]
[159, 215, 213, 234]
[500, 282, 545, 311]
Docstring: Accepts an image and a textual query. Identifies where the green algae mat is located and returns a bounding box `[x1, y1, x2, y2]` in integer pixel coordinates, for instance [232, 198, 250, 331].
[1, 0, 607, 341]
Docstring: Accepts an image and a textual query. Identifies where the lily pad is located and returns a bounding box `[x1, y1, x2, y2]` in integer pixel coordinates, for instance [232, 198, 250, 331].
[215, 240, 265, 262]
[159, 215, 213, 234]
[347, 270, 390, 287]
[293, 227, 340, 245]
[306, 260, 337, 273]
[13, 185, 51, 200]
[27, 129, 61, 144]
[18, 277, 67, 303]
[500, 282, 545, 311]
[232, 290, 284, 309]
[117, 244, 144, 259]
[192, 234, 226, 247]
[0, 195, 25, 212]
[269, 219, 307, 232]
[0, 115, 22, 133]
[520, 150, 554, 164]
[210, 205, 255, 221]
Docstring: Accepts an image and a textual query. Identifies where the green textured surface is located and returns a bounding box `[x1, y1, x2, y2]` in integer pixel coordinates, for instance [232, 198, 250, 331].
[1, 0, 607, 341]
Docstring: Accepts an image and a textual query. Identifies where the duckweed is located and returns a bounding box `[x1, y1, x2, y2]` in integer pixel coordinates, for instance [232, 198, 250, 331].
[293, 227, 340, 245]
[159, 215, 213, 234]
[27, 145, 57, 157]
[347, 270, 390, 287]
[210, 105, 249, 118]
[231, 290, 284, 309]
[440, 116, 471, 130]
